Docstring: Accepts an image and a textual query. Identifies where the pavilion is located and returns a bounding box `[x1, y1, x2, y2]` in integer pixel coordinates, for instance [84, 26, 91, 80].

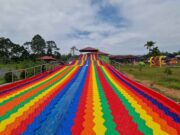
[38, 56, 56, 63]
[79, 47, 98, 53]
[96, 50, 109, 56]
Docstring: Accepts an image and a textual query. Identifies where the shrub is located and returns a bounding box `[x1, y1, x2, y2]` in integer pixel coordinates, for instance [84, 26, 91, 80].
[138, 61, 145, 71]
[4, 72, 17, 83]
[20, 70, 26, 79]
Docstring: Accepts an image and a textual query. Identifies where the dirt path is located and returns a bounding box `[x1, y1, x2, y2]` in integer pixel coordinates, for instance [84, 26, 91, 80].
[124, 73, 180, 103]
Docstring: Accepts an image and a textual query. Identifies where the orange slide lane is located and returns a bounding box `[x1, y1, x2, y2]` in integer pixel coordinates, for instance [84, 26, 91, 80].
[0, 66, 65, 99]
[0, 67, 73, 117]
[0, 66, 80, 135]
[81, 62, 95, 135]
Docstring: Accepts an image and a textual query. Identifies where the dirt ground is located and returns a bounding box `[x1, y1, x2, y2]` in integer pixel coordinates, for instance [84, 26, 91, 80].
[124, 73, 180, 103]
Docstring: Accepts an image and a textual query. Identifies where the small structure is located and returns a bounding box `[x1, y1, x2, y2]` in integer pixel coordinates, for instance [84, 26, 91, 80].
[175, 55, 180, 64]
[166, 56, 179, 65]
[79, 47, 98, 53]
[38, 56, 56, 63]
[150, 56, 166, 67]
[176, 55, 180, 58]
[109, 55, 141, 63]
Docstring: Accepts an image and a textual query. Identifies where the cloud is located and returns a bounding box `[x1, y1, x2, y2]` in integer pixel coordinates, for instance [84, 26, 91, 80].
[0, 0, 179, 55]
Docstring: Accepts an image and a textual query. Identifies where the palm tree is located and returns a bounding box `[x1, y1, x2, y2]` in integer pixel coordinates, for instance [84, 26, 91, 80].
[144, 41, 156, 53]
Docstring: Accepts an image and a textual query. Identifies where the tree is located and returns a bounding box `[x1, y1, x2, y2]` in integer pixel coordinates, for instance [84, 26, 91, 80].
[11, 44, 24, 57]
[150, 46, 161, 56]
[46, 40, 59, 56]
[0, 37, 13, 58]
[0, 37, 15, 63]
[21, 47, 30, 60]
[47, 46, 52, 55]
[144, 41, 156, 53]
[54, 51, 61, 59]
[31, 34, 46, 55]
[23, 42, 32, 54]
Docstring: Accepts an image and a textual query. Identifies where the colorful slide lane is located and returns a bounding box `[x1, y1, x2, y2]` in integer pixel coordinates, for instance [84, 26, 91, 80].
[0, 54, 179, 135]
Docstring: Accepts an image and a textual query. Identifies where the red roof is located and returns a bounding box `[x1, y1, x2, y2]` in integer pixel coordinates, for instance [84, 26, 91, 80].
[110, 55, 138, 59]
[38, 56, 56, 61]
[97, 51, 109, 55]
[79, 47, 98, 52]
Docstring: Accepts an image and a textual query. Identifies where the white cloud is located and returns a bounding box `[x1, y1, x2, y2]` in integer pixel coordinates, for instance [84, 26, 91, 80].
[0, 0, 179, 55]
[108, 0, 180, 54]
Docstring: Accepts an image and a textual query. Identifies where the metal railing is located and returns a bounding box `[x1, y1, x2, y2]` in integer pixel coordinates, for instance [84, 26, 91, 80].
[4, 63, 59, 84]
[110, 60, 122, 70]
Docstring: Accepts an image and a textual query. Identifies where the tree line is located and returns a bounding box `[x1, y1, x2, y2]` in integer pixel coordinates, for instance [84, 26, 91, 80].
[0, 34, 61, 63]
[144, 41, 180, 57]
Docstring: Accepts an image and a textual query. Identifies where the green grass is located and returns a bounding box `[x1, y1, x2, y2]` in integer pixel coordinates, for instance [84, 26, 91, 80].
[0, 60, 45, 85]
[99, 55, 110, 64]
[0, 60, 44, 70]
[115, 64, 180, 90]
[0, 77, 5, 85]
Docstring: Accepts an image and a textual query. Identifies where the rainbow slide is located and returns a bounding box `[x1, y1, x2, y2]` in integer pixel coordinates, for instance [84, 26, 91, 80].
[0, 54, 179, 135]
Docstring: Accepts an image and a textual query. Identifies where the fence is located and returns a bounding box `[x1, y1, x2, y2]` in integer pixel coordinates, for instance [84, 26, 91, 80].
[110, 60, 122, 70]
[4, 63, 59, 84]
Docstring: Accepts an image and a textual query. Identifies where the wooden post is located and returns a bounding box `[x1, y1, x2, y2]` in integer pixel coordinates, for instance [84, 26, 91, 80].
[41, 65, 43, 73]
[12, 71, 13, 82]
[25, 69, 27, 79]
[34, 67, 35, 76]
[45, 64, 47, 71]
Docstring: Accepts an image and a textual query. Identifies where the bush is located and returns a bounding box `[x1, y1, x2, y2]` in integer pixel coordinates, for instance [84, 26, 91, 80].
[26, 69, 34, 77]
[138, 61, 145, 71]
[4, 72, 17, 83]
[20, 70, 26, 79]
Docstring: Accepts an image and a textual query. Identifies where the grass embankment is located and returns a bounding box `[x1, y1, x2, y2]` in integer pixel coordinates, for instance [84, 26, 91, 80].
[0, 60, 44, 85]
[119, 64, 180, 90]
[0, 60, 44, 70]
[115, 64, 180, 102]
[99, 55, 110, 64]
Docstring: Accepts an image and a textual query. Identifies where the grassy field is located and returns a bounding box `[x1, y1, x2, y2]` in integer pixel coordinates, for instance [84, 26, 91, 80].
[118, 64, 180, 90]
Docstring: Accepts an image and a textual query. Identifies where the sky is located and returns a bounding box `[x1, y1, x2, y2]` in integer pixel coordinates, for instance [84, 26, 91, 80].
[0, 0, 180, 55]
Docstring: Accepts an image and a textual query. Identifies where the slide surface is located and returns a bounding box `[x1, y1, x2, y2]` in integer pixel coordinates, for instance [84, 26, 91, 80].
[0, 54, 180, 135]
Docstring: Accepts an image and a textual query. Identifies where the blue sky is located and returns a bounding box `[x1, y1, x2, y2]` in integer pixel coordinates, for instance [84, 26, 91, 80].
[0, 0, 180, 54]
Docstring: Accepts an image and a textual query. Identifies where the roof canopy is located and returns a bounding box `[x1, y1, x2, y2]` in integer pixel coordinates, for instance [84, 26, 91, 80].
[38, 56, 56, 61]
[110, 55, 139, 59]
[96, 51, 109, 55]
[79, 47, 98, 52]
[176, 55, 180, 58]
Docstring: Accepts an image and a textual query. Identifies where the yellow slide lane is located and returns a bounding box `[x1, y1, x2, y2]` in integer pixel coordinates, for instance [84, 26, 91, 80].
[92, 60, 106, 134]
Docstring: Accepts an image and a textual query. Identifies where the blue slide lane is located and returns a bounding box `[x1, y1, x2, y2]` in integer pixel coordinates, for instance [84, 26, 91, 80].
[55, 59, 89, 135]
[34, 60, 88, 135]
[22, 67, 83, 135]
